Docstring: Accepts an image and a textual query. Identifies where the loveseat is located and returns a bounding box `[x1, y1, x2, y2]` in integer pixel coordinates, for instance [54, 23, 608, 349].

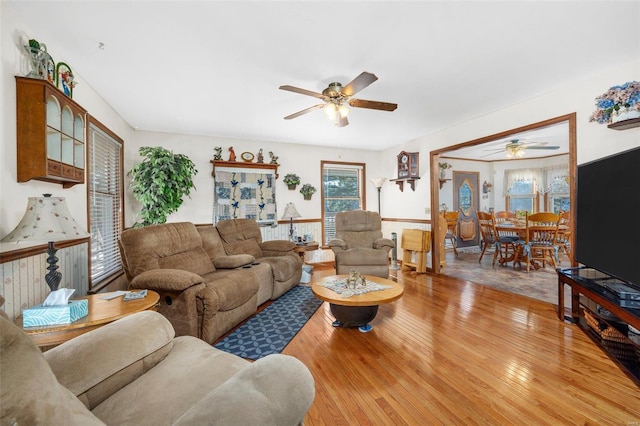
[0, 310, 315, 425]
[118, 219, 302, 344]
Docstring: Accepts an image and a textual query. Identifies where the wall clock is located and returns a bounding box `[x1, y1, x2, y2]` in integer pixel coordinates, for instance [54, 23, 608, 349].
[396, 151, 419, 179]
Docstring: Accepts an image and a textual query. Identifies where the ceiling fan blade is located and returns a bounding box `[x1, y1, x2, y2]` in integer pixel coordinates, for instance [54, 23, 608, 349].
[482, 147, 508, 152]
[279, 85, 325, 100]
[524, 145, 560, 150]
[348, 98, 397, 111]
[342, 72, 378, 97]
[283, 104, 324, 120]
[335, 115, 349, 127]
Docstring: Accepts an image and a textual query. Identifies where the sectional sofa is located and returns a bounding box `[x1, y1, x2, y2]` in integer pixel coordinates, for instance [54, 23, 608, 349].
[118, 219, 302, 344]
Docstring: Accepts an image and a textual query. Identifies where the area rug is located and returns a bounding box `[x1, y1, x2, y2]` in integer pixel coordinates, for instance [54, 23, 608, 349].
[214, 285, 322, 360]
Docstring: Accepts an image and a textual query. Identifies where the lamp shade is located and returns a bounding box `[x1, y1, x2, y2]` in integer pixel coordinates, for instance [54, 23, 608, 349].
[1, 195, 89, 243]
[281, 202, 301, 220]
[371, 177, 387, 188]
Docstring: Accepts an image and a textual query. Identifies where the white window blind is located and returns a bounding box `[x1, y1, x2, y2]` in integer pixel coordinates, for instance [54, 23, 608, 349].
[322, 162, 364, 245]
[88, 122, 123, 285]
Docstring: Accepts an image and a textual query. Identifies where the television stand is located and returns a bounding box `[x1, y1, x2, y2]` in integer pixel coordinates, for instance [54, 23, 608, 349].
[557, 267, 640, 385]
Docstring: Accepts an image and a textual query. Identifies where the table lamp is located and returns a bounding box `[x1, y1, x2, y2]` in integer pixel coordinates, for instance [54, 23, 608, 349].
[1, 194, 90, 292]
[281, 202, 301, 241]
[371, 177, 387, 214]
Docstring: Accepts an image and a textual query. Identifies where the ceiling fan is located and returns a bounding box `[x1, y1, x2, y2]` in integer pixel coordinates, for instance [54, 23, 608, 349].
[482, 139, 560, 158]
[279, 72, 397, 127]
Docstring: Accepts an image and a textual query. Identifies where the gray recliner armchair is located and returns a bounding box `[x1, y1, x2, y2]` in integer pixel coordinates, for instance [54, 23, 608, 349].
[328, 210, 394, 278]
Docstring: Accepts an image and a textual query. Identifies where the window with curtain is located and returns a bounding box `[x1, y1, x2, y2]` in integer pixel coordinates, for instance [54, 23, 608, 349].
[504, 163, 569, 214]
[87, 118, 124, 290]
[321, 161, 365, 245]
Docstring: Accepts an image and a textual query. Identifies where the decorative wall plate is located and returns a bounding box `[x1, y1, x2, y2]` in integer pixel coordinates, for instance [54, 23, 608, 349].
[241, 152, 254, 162]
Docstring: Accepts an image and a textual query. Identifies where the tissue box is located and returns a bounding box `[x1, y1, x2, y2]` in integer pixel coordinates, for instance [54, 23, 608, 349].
[22, 299, 89, 327]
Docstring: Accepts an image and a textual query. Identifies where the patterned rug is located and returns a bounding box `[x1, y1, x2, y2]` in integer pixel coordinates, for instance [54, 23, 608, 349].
[214, 285, 322, 360]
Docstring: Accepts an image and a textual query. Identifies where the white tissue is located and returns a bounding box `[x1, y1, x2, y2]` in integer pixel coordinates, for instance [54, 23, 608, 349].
[42, 288, 76, 307]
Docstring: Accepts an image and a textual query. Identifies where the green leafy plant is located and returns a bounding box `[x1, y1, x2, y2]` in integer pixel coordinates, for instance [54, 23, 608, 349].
[300, 183, 316, 198]
[438, 162, 453, 169]
[128, 146, 198, 227]
[283, 173, 301, 186]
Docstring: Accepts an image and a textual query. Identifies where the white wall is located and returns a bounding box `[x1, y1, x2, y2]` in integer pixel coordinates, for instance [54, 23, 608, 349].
[0, 2, 133, 241]
[125, 131, 383, 228]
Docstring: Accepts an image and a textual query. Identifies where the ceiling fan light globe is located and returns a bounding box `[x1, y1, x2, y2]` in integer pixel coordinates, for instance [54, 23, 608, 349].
[338, 104, 350, 118]
[324, 103, 337, 120]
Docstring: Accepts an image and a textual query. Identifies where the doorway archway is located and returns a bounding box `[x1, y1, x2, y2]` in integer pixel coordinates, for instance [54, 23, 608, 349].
[429, 113, 577, 274]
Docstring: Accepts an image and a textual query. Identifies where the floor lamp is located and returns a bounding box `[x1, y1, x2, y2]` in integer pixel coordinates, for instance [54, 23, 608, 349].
[1, 194, 89, 292]
[371, 177, 387, 214]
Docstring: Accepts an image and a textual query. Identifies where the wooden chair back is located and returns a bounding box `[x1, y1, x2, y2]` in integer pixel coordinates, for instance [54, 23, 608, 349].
[477, 211, 496, 245]
[517, 212, 560, 271]
[494, 211, 516, 223]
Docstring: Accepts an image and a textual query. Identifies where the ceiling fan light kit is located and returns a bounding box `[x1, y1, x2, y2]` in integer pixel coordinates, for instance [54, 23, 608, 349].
[482, 139, 561, 159]
[279, 71, 397, 127]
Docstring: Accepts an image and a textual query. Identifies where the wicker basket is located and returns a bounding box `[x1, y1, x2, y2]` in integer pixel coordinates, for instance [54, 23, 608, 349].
[584, 310, 638, 362]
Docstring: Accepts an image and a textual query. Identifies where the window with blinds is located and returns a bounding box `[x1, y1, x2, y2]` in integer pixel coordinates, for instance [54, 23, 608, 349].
[88, 119, 124, 288]
[321, 161, 365, 245]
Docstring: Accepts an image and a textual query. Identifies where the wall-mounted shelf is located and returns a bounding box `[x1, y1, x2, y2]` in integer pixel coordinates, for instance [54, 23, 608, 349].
[607, 117, 640, 130]
[438, 178, 451, 189]
[211, 160, 279, 179]
[391, 177, 419, 192]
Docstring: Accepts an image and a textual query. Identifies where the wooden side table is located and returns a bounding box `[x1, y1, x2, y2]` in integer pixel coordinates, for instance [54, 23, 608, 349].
[294, 241, 319, 264]
[14, 290, 160, 348]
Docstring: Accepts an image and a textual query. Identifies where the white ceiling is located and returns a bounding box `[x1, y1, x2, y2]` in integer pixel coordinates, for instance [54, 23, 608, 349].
[7, 1, 639, 152]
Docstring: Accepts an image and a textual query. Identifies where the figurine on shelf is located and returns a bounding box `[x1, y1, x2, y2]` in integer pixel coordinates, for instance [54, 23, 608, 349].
[256, 148, 264, 164]
[213, 146, 222, 160]
[228, 147, 236, 162]
[269, 151, 279, 164]
[55, 62, 76, 98]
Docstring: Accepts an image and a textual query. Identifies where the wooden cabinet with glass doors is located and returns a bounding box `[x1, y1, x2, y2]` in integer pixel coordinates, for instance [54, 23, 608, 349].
[16, 76, 86, 187]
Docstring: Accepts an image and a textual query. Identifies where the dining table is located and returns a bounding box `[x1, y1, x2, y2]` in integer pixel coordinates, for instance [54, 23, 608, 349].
[494, 222, 568, 268]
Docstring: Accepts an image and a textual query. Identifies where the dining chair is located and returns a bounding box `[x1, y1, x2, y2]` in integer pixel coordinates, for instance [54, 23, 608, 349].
[490, 212, 519, 266]
[477, 211, 496, 263]
[514, 212, 560, 272]
[556, 210, 572, 261]
[443, 211, 459, 256]
[494, 211, 516, 223]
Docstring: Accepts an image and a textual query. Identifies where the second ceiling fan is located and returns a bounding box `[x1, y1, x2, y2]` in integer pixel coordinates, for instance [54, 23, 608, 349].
[483, 139, 560, 158]
[279, 71, 397, 127]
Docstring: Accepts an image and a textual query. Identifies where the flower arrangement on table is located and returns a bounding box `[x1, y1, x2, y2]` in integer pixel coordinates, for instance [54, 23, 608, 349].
[283, 173, 301, 189]
[589, 81, 640, 124]
[299, 183, 316, 200]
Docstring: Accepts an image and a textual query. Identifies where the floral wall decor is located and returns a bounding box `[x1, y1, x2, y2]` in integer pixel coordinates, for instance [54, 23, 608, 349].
[589, 81, 640, 124]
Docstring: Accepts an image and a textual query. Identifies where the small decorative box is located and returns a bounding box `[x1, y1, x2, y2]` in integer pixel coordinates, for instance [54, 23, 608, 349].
[22, 299, 89, 327]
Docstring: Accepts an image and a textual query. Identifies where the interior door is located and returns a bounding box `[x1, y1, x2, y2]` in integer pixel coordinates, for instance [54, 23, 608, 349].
[453, 171, 480, 248]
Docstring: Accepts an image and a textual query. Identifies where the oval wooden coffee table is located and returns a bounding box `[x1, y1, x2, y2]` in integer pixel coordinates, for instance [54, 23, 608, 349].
[311, 275, 403, 332]
[15, 290, 160, 348]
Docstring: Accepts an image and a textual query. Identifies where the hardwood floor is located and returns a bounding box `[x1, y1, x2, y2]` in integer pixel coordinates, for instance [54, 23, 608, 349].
[284, 265, 640, 425]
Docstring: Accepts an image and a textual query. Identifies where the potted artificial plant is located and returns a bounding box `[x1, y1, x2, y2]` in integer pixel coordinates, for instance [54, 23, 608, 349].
[283, 173, 301, 190]
[128, 146, 198, 227]
[300, 183, 316, 200]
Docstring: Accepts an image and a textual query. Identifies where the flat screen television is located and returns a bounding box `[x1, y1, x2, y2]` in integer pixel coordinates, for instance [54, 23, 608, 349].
[575, 146, 640, 288]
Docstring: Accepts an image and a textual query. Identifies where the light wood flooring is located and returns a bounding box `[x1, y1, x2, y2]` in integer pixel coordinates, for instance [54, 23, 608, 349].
[284, 265, 640, 425]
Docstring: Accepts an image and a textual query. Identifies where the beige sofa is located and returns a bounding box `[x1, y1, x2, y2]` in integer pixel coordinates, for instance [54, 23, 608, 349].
[118, 220, 302, 344]
[0, 310, 315, 425]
